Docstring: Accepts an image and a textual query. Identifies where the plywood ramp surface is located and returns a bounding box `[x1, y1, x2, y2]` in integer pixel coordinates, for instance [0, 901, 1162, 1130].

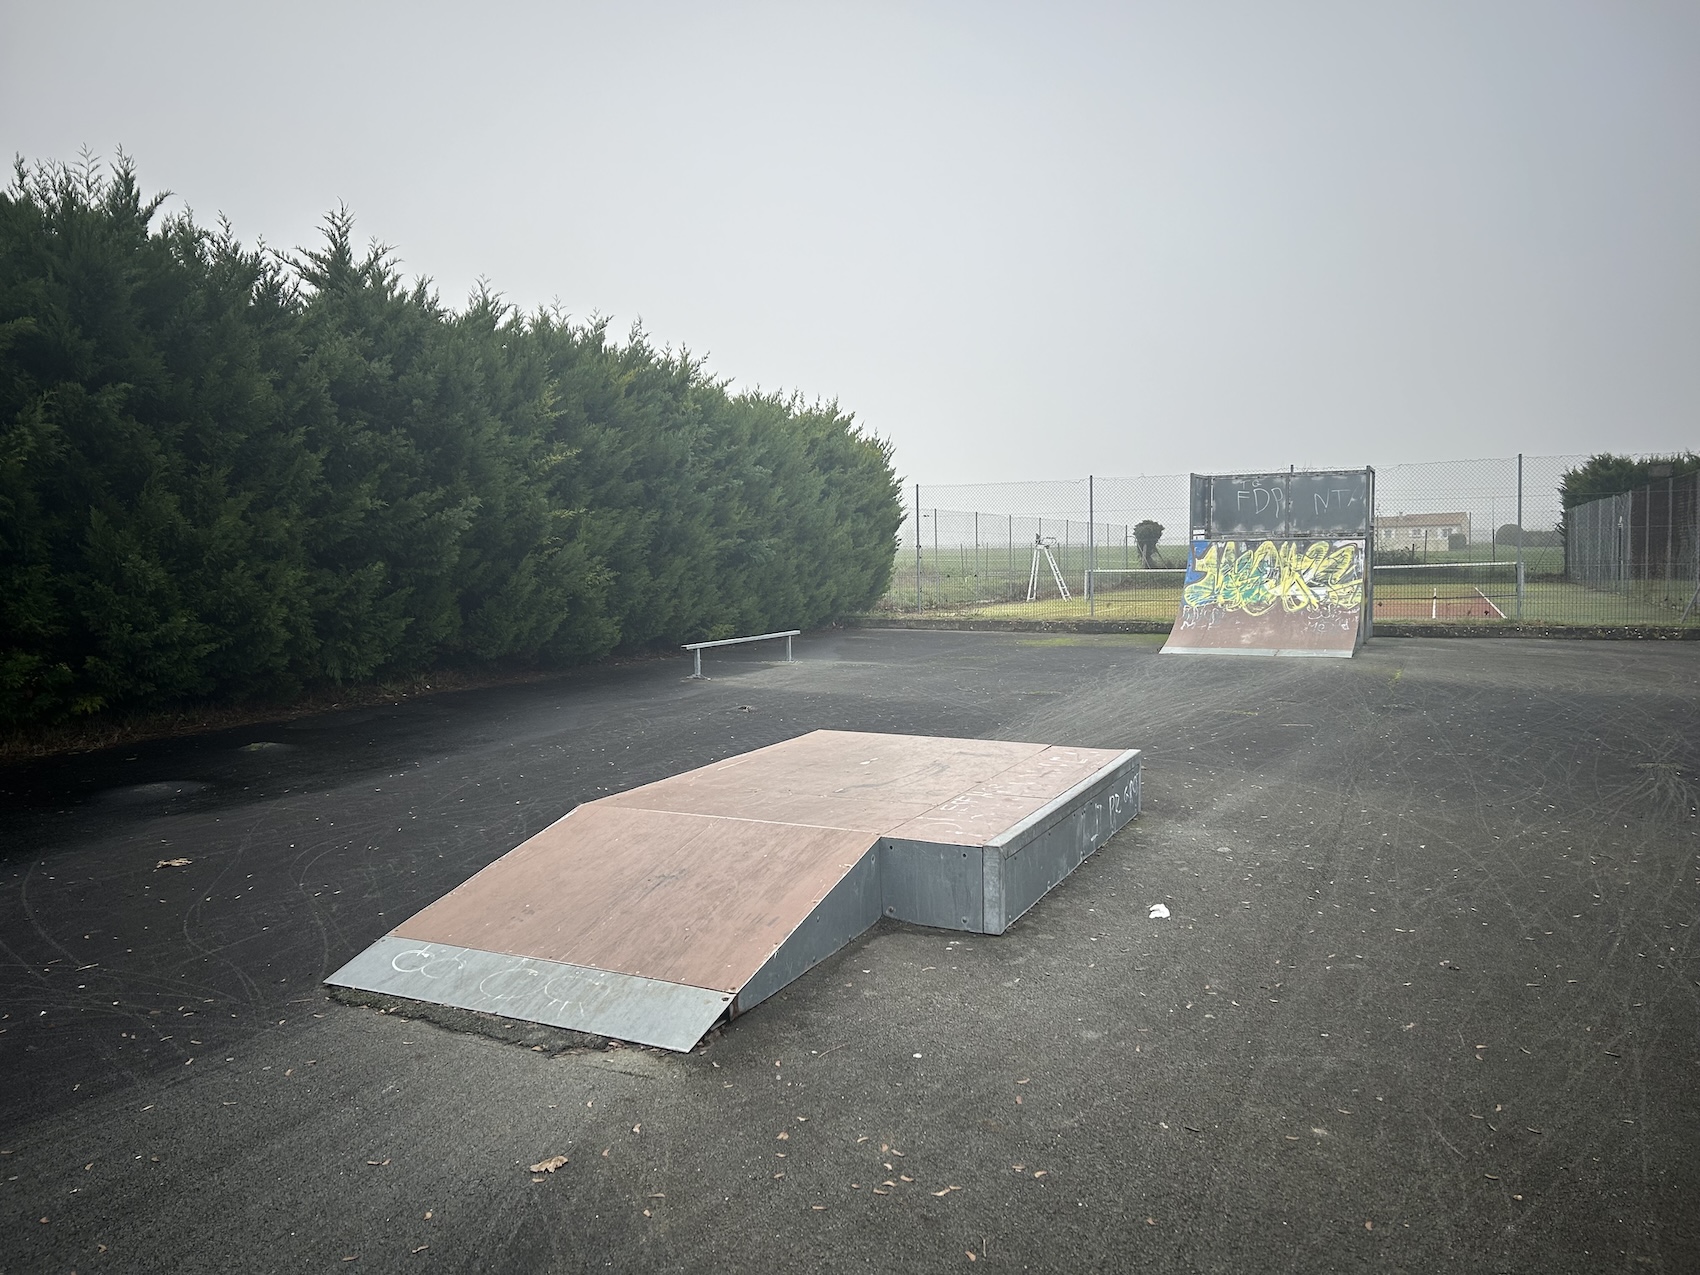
[393, 806, 875, 993]
[1162, 603, 1361, 656]
[598, 731, 1055, 832]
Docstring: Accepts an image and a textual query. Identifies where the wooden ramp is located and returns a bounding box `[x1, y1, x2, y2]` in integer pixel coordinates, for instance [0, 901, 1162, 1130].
[1162, 537, 1368, 658]
[326, 731, 1140, 1051]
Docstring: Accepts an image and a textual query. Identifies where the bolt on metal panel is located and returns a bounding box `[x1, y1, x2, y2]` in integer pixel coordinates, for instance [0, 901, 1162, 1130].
[735, 846, 882, 1013]
[326, 936, 733, 1053]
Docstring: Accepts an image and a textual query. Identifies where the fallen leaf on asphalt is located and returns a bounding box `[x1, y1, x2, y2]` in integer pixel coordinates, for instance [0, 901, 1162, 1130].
[930, 1185, 961, 1197]
[412, 1246, 428, 1254]
[812, 1205, 826, 1211]
[529, 1156, 569, 1173]
[632, 1123, 641, 1134]
[156, 858, 192, 869]
[873, 1188, 889, 1195]
[423, 1211, 432, 1220]
[1033, 1171, 1048, 1178]
[900, 1175, 913, 1182]
[967, 1253, 977, 1262]
[776, 1130, 790, 1141]
[643, 1209, 651, 1217]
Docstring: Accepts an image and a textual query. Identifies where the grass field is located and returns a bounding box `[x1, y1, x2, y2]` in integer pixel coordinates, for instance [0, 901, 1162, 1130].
[878, 555, 1699, 628]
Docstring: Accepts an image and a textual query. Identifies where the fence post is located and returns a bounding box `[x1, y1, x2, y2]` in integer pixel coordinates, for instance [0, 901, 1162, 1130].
[1666, 475, 1674, 598]
[1642, 482, 1651, 592]
[1516, 454, 1524, 621]
[914, 484, 922, 612]
[1088, 475, 1095, 617]
[932, 509, 939, 606]
[1008, 514, 1014, 600]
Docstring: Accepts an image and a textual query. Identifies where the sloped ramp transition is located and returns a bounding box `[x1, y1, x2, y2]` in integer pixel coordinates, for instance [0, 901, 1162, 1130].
[1162, 537, 1369, 657]
[326, 731, 1140, 1051]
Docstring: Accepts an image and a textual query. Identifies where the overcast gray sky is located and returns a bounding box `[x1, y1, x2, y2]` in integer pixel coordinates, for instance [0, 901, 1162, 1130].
[5, 1, 1697, 484]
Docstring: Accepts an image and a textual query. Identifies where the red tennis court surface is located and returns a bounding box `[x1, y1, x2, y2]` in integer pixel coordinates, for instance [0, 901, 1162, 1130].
[1374, 592, 1507, 620]
[326, 730, 1140, 1050]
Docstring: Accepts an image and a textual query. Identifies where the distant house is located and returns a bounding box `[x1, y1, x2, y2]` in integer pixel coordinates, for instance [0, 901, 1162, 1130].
[1376, 512, 1470, 549]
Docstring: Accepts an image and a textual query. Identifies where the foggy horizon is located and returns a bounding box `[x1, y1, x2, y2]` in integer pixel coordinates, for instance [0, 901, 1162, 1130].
[6, 1, 1697, 486]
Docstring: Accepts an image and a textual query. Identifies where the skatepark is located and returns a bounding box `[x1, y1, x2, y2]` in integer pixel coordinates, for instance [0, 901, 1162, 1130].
[2, 626, 1696, 1273]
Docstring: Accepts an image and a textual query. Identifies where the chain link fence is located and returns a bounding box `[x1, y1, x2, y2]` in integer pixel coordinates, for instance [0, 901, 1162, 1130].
[1565, 470, 1700, 622]
[874, 455, 1700, 629]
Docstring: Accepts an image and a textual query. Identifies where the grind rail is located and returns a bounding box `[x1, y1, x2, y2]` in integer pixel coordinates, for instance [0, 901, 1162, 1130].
[683, 629, 800, 678]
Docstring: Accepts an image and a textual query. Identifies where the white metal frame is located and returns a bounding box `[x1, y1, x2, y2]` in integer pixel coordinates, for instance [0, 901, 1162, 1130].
[1083, 567, 1186, 596]
[1027, 536, 1071, 602]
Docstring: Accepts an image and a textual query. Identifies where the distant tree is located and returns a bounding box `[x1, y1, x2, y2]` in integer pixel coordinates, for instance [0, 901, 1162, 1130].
[1559, 453, 1700, 510]
[1133, 520, 1164, 568]
[1497, 523, 1523, 548]
[1557, 452, 1700, 571]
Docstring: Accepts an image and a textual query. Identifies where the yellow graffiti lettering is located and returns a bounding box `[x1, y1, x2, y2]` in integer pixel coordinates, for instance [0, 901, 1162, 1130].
[1184, 539, 1362, 616]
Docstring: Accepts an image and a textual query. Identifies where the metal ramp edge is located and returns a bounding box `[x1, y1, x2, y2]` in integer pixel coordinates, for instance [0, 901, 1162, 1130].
[325, 935, 734, 1053]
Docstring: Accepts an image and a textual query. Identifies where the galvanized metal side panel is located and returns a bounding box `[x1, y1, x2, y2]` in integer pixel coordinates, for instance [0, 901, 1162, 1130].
[989, 749, 1140, 858]
[735, 845, 882, 1013]
[992, 751, 1141, 932]
[325, 935, 732, 1053]
[981, 845, 1005, 936]
[878, 837, 988, 932]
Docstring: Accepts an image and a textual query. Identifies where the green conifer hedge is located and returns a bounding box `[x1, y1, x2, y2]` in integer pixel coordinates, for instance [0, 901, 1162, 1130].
[0, 157, 903, 726]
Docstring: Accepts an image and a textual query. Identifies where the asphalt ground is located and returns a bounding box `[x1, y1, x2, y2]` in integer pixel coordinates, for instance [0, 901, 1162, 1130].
[1, 629, 1696, 1274]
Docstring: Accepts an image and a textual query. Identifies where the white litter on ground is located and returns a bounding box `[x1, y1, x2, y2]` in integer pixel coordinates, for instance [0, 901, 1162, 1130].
[1148, 903, 1171, 920]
